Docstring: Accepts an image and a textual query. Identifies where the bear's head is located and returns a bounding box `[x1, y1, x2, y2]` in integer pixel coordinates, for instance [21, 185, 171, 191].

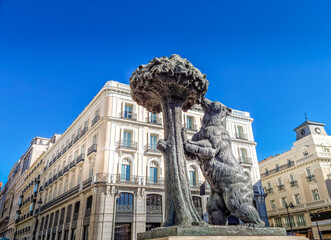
[200, 97, 232, 127]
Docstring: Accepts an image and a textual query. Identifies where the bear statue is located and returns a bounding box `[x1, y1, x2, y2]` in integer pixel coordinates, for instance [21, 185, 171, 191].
[182, 97, 265, 227]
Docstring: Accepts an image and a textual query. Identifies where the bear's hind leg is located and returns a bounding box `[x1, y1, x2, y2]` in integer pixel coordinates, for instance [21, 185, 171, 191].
[207, 189, 230, 225]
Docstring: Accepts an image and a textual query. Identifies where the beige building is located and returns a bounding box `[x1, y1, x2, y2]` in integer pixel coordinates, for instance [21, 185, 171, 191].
[259, 120, 331, 239]
[0, 136, 52, 239]
[3, 81, 266, 240]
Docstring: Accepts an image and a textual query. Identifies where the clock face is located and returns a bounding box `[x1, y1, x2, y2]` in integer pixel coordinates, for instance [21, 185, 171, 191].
[315, 127, 321, 134]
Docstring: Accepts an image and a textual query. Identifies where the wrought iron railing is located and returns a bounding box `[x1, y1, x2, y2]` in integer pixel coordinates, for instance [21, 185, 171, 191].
[239, 157, 252, 165]
[146, 116, 162, 125]
[146, 205, 162, 214]
[290, 181, 298, 187]
[120, 112, 137, 120]
[87, 144, 97, 156]
[236, 133, 248, 140]
[91, 115, 100, 127]
[116, 205, 133, 214]
[306, 175, 315, 182]
[117, 141, 137, 150]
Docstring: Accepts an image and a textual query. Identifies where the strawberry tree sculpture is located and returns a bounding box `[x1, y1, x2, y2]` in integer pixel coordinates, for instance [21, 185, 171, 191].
[130, 54, 208, 227]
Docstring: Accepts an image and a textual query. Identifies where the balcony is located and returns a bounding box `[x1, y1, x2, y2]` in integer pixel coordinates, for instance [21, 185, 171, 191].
[146, 116, 162, 125]
[67, 141, 73, 149]
[63, 165, 69, 174]
[117, 141, 137, 150]
[87, 144, 97, 157]
[290, 181, 298, 187]
[116, 205, 133, 214]
[116, 174, 138, 184]
[145, 144, 160, 154]
[306, 175, 315, 182]
[236, 133, 248, 140]
[278, 184, 285, 191]
[91, 115, 100, 127]
[146, 205, 162, 214]
[239, 157, 252, 165]
[266, 188, 273, 194]
[70, 159, 76, 169]
[186, 124, 198, 132]
[120, 112, 137, 121]
[83, 177, 92, 190]
[146, 177, 164, 186]
[81, 126, 88, 136]
[76, 153, 85, 165]
[58, 170, 63, 177]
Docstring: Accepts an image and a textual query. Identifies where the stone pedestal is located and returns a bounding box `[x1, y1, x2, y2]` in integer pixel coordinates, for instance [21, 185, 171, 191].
[137, 226, 307, 240]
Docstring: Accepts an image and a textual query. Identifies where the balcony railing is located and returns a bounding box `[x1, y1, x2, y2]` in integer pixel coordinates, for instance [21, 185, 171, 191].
[239, 157, 252, 165]
[236, 133, 248, 140]
[146, 205, 162, 214]
[63, 165, 69, 173]
[290, 181, 298, 187]
[306, 175, 315, 182]
[58, 170, 63, 177]
[266, 188, 273, 194]
[116, 205, 133, 214]
[117, 141, 137, 150]
[120, 112, 137, 121]
[261, 161, 296, 178]
[146, 116, 162, 125]
[91, 115, 100, 127]
[76, 153, 85, 164]
[146, 177, 164, 186]
[146, 144, 160, 153]
[87, 144, 97, 156]
[278, 184, 285, 190]
[116, 174, 138, 184]
[70, 159, 76, 169]
[81, 126, 88, 136]
[186, 124, 198, 132]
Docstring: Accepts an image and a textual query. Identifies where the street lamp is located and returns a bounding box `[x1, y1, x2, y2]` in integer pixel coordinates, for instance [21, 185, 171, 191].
[285, 202, 295, 235]
[111, 190, 121, 240]
[309, 212, 323, 240]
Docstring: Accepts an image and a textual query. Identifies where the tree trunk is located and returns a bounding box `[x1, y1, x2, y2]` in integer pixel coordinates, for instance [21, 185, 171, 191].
[159, 96, 202, 227]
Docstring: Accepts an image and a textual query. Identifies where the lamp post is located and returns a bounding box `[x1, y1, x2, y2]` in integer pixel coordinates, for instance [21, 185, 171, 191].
[309, 212, 323, 240]
[111, 190, 121, 240]
[285, 202, 295, 235]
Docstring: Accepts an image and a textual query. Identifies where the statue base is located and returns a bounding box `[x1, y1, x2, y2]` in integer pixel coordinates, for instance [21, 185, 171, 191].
[137, 226, 307, 240]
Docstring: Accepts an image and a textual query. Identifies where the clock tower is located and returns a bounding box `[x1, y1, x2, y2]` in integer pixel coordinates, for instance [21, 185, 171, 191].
[293, 120, 327, 141]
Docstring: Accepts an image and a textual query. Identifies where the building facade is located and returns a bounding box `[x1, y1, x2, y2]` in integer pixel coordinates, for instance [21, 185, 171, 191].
[259, 120, 331, 239]
[0, 137, 52, 239]
[2, 81, 267, 240]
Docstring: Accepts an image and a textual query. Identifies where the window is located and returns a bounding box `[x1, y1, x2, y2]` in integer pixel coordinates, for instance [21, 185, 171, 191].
[121, 161, 131, 181]
[83, 226, 89, 240]
[149, 161, 158, 183]
[59, 208, 65, 225]
[281, 197, 287, 207]
[29, 202, 35, 212]
[274, 217, 282, 227]
[312, 189, 320, 201]
[275, 164, 279, 171]
[146, 194, 162, 214]
[267, 181, 271, 189]
[81, 144, 85, 154]
[58, 183, 62, 196]
[73, 201, 80, 221]
[71, 228, 77, 240]
[192, 196, 203, 216]
[116, 193, 134, 214]
[124, 104, 133, 118]
[278, 178, 282, 186]
[303, 151, 309, 156]
[123, 130, 132, 147]
[92, 134, 97, 145]
[77, 169, 82, 185]
[150, 134, 158, 150]
[189, 166, 197, 187]
[70, 173, 76, 189]
[54, 210, 59, 227]
[85, 196, 93, 217]
[296, 214, 306, 227]
[306, 167, 313, 177]
[186, 116, 194, 130]
[265, 168, 269, 175]
[324, 147, 330, 153]
[294, 194, 301, 204]
[66, 205, 72, 223]
[236, 125, 245, 139]
[270, 200, 276, 209]
[150, 113, 158, 123]
[239, 148, 248, 162]
[290, 174, 295, 182]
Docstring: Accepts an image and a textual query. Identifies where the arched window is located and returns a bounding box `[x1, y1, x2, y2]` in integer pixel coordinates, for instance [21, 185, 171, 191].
[189, 166, 197, 187]
[146, 194, 162, 214]
[120, 159, 131, 182]
[116, 193, 133, 214]
[149, 161, 158, 184]
[192, 196, 203, 217]
[85, 196, 93, 217]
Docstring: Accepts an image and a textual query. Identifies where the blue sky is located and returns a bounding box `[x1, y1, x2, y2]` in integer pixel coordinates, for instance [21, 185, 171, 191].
[1, 0, 331, 184]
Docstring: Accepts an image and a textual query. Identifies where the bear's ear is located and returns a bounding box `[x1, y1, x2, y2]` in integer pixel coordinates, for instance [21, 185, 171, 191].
[226, 108, 232, 116]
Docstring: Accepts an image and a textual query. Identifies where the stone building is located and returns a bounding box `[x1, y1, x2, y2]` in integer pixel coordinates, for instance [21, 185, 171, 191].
[6, 81, 266, 240]
[0, 137, 52, 239]
[259, 120, 331, 239]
